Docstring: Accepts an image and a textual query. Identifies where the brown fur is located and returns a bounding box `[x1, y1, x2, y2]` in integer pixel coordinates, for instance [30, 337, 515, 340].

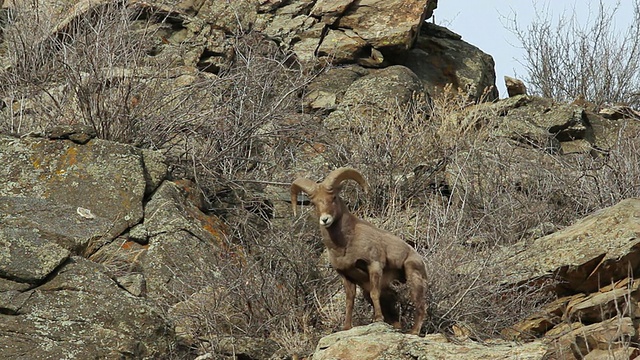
[291, 168, 427, 335]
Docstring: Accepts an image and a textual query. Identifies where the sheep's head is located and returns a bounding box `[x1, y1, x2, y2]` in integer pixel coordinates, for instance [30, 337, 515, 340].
[291, 168, 369, 228]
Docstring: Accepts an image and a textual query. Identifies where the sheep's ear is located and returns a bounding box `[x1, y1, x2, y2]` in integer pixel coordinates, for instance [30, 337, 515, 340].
[291, 178, 317, 216]
[324, 167, 369, 194]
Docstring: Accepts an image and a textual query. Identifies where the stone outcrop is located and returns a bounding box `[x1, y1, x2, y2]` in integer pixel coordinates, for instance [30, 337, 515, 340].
[323, 65, 426, 129]
[497, 199, 640, 359]
[140, 180, 233, 301]
[390, 22, 499, 101]
[441, 94, 640, 154]
[0, 133, 149, 241]
[2, 0, 496, 148]
[502, 198, 640, 293]
[505, 76, 527, 97]
[312, 322, 548, 360]
[0, 257, 175, 359]
[0, 132, 224, 359]
[258, 0, 436, 66]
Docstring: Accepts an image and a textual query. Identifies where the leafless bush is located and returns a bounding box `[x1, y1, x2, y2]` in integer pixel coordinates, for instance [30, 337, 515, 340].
[0, 2, 222, 149]
[2, 3, 145, 136]
[571, 127, 640, 210]
[162, 222, 330, 357]
[509, 0, 640, 107]
[169, 32, 318, 205]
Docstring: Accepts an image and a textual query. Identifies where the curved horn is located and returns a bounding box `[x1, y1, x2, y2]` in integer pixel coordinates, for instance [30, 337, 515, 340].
[291, 178, 318, 216]
[323, 167, 369, 193]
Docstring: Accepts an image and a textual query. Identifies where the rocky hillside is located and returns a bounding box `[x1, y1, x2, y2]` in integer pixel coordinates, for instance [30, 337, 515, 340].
[2, 0, 640, 359]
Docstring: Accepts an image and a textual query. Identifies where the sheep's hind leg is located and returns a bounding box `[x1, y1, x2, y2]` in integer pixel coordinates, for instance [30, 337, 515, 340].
[406, 259, 427, 335]
[381, 291, 400, 329]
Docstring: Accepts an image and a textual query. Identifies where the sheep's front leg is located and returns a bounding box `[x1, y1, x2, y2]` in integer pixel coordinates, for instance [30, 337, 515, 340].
[368, 262, 384, 323]
[342, 276, 356, 330]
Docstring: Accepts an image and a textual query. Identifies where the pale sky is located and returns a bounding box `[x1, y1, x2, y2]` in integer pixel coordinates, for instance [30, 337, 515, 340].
[434, 0, 637, 98]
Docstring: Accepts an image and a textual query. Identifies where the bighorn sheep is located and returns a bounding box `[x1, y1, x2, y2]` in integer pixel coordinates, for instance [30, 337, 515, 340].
[291, 167, 427, 335]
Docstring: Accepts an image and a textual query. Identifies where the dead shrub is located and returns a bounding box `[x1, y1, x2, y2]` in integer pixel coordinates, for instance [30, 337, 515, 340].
[508, 0, 640, 107]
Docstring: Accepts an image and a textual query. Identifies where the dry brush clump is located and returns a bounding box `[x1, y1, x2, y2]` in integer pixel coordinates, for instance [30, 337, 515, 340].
[1, 3, 157, 139]
[174, 32, 317, 201]
[509, 0, 640, 108]
[162, 223, 334, 357]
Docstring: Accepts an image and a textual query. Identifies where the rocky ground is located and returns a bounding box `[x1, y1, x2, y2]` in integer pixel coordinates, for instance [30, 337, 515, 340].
[2, 0, 640, 359]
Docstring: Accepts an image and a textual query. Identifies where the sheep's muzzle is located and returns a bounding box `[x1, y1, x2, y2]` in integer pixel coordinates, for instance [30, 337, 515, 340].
[319, 214, 334, 227]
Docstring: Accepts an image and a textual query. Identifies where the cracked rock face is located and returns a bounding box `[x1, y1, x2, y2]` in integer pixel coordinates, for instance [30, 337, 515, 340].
[0, 133, 179, 358]
[501, 198, 640, 294]
[0, 257, 175, 359]
[0, 134, 147, 238]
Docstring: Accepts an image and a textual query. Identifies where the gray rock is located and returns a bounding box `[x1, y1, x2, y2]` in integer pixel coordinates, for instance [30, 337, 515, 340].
[196, 0, 257, 35]
[0, 256, 177, 359]
[313, 322, 547, 360]
[335, 0, 429, 53]
[44, 124, 97, 144]
[0, 135, 146, 237]
[0, 196, 118, 254]
[0, 228, 69, 284]
[546, 317, 636, 359]
[143, 181, 224, 239]
[116, 273, 147, 297]
[140, 181, 228, 301]
[392, 22, 498, 102]
[140, 148, 168, 196]
[501, 198, 640, 293]
[317, 28, 368, 64]
[441, 96, 592, 152]
[304, 65, 369, 112]
[505, 76, 527, 97]
[128, 223, 150, 244]
[324, 65, 426, 129]
[311, 0, 355, 25]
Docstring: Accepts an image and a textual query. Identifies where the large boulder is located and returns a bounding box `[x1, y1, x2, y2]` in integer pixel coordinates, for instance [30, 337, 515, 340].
[0, 225, 69, 284]
[303, 65, 370, 112]
[0, 195, 119, 257]
[257, 0, 436, 65]
[140, 180, 233, 301]
[323, 65, 426, 129]
[334, 0, 430, 52]
[391, 23, 498, 101]
[0, 133, 180, 358]
[502, 198, 640, 294]
[312, 322, 548, 360]
[0, 134, 154, 248]
[0, 256, 177, 359]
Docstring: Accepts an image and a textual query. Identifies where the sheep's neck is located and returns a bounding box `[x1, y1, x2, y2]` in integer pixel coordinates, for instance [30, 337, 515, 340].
[321, 211, 357, 251]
